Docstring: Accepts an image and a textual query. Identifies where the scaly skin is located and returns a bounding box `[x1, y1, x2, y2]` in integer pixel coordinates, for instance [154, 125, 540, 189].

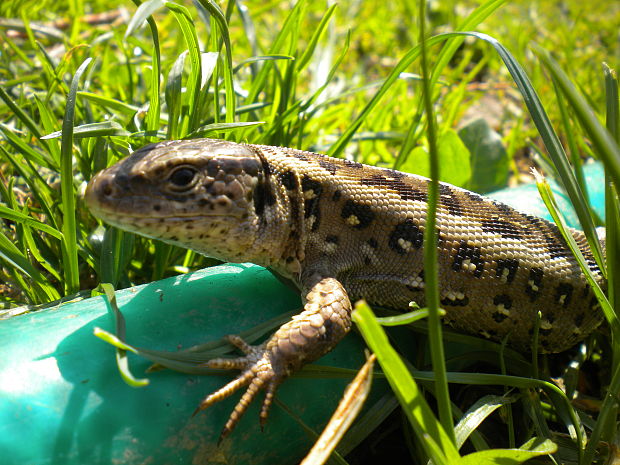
[85, 138, 606, 439]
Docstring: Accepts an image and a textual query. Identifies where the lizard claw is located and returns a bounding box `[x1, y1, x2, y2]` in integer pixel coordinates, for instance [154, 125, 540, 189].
[194, 278, 352, 441]
[194, 335, 284, 441]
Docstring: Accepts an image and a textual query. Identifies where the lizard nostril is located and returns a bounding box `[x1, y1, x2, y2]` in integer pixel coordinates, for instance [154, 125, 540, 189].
[101, 182, 113, 197]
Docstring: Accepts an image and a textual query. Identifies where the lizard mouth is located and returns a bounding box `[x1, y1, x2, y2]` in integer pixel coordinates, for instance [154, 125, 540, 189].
[87, 207, 230, 242]
[91, 208, 205, 224]
[85, 179, 244, 223]
[87, 202, 240, 228]
[88, 205, 247, 254]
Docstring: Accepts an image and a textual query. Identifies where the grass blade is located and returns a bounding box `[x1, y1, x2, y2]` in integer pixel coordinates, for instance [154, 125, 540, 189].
[296, 3, 337, 72]
[352, 300, 460, 464]
[419, 0, 454, 445]
[603, 63, 620, 316]
[328, 0, 506, 160]
[459, 438, 557, 464]
[42, 121, 131, 139]
[164, 1, 202, 135]
[454, 395, 514, 449]
[165, 50, 186, 140]
[534, 47, 620, 190]
[582, 357, 620, 464]
[128, 0, 162, 142]
[77, 91, 158, 119]
[187, 121, 264, 138]
[0, 205, 62, 239]
[195, 0, 235, 124]
[0, 84, 43, 139]
[533, 170, 616, 333]
[93, 283, 150, 387]
[60, 57, 92, 294]
[454, 32, 607, 274]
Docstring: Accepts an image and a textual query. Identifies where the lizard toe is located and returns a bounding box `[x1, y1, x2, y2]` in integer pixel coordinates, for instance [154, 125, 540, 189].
[194, 339, 287, 441]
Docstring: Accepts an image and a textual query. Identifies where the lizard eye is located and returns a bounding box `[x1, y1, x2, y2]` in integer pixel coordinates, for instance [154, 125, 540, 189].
[168, 166, 197, 190]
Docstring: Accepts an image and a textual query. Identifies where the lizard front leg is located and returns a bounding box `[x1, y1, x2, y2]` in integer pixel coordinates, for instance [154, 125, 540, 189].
[195, 276, 352, 440]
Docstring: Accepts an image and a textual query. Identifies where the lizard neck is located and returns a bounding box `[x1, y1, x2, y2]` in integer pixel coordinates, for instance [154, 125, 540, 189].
[243, 145, 307, 280]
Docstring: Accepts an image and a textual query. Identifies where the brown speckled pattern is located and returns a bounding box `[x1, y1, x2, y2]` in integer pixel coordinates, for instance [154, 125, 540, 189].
[85, 138, 606, 437]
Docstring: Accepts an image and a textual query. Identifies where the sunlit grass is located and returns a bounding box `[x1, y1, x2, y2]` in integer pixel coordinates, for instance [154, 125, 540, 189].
[0, 0, 618, 463]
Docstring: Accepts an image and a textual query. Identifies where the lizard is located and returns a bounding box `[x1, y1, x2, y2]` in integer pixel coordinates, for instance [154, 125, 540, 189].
[84, 138, 606, 439]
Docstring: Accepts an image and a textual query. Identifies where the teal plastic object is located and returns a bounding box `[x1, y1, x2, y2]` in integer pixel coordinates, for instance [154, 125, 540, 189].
[488, 161, 605, 228]
[1, 264, 380, 465]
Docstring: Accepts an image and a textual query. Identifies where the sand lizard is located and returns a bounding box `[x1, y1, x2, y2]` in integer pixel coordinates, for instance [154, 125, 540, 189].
[85, 138, 606, 438]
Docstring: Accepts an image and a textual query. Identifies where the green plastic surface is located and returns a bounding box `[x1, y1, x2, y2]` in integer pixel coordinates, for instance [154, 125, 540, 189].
[1, 264, 380, 465]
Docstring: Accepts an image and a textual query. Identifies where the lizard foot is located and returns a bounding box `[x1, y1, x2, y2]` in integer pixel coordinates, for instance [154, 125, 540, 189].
[194, 277, 352, 441]
[194, 335, 284, 441]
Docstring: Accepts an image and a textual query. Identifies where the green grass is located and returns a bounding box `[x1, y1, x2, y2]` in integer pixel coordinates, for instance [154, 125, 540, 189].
[1, 0, 619, 463]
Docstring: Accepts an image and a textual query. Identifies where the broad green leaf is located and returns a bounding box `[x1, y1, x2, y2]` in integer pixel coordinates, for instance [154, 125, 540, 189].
[458, 118, 509, 193]
[400, 129, 471, 187]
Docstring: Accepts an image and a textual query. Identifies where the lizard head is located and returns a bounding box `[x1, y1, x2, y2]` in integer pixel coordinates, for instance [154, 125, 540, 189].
[85, 138, 272, 262]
